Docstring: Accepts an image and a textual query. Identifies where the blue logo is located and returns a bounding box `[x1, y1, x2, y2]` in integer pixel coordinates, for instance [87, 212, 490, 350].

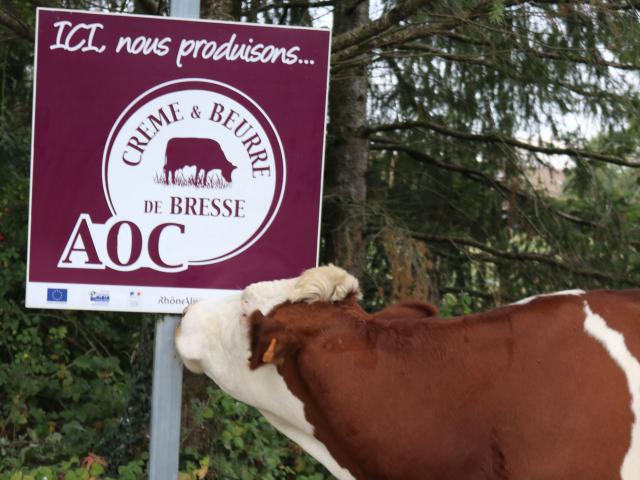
[89, 291, 110, 305]
[47, 288, 68, 302]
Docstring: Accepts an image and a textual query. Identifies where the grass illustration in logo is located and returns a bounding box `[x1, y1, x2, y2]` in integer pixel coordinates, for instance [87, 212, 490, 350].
[153, 171, 231, 189]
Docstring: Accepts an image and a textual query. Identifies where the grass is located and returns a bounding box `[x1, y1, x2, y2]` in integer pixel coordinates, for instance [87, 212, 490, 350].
[153, 171, 231, 189]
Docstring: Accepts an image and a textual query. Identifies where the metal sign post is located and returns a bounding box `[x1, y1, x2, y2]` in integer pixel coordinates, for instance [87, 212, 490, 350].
[147, 7, 200, 480]
[148, 315, 184, 479]
[170, 0, 201, 19]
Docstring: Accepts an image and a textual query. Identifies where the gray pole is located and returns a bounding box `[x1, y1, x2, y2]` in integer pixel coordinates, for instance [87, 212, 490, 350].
[148, 5, 200, 479]
[170, 0, 201, 19]
[148, 315, 184, 480]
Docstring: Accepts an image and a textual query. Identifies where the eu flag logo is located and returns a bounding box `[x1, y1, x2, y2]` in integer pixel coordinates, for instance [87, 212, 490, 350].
[47, 288, 68, 302]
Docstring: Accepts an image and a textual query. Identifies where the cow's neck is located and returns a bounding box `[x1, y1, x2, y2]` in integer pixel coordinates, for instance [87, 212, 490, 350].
[277, 360, 369, 480]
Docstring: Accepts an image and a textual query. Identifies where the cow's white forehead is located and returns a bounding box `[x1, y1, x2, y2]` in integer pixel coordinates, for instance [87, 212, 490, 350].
[240, 265, 361, 317]
[241, 278, 297, 316]
[188, 293, 242, 325]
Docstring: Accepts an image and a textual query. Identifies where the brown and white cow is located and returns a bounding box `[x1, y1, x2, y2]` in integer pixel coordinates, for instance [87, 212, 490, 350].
[176, 266, 640, 480]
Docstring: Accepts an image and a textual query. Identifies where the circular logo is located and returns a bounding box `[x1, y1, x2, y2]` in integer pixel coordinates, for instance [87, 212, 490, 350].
[103, 79, 286, 268]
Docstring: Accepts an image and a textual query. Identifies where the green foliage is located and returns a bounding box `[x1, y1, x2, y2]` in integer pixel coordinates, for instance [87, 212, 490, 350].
[488, 0, 505, 24]
[363, 0, 640, 308]
[181, 386, 331, 480]
[440, 292, 475, 318]
[0, 455, 145, 480]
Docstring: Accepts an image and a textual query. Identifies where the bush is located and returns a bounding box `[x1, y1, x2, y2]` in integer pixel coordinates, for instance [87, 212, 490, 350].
[181, 386, 331, 480]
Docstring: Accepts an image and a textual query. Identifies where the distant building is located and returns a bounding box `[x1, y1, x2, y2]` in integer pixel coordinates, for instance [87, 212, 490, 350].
[528, 166, 566, 197]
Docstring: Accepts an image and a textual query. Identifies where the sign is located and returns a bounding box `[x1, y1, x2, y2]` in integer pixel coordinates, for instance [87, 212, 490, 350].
[26, 8, 331, 313]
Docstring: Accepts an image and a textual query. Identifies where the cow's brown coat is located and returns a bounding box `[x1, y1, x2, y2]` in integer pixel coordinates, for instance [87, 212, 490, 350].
[249, 291, 639, 480]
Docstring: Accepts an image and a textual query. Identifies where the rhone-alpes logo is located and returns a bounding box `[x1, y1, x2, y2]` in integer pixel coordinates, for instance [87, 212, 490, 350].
[58, 79, 286, 272]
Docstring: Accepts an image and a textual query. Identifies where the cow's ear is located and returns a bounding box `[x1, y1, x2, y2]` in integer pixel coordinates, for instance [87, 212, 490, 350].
[248, 310, 288, 369]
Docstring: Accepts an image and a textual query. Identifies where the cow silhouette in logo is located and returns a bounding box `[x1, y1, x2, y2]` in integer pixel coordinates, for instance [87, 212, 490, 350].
[163, 137, 236, 187]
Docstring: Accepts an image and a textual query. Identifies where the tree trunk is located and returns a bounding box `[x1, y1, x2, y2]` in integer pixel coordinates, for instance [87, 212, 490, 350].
[200, 0, 241, 21]
[324, 0, 370, 278]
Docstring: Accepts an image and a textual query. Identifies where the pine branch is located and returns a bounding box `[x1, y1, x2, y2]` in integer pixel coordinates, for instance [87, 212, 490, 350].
[334, 4, 640, 70]
[531, 0, 640, 10]
[253, 1, 333, 12]
[426, 29, 492, 47]
[521, 45, 640, 71]
[395, 43, 493, 66]
[367, 121, 640, 168]
[332, 0, 431, 53]
[374, 46, 630, 105]
[438, 10, 640, 71]
[361, 48, 628, 106]
[413, 232, 631, 284]
[138, 0, 160, 15]
[332, 2, 497, 64]
[370, 138, 600, 228]
[355, 42, 630, 106]
[27, 1, 57, 6]
[0, 5, 34, 42]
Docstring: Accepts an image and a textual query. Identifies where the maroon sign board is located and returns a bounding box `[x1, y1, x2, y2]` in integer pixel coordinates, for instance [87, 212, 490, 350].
[26, 8, 331, 313]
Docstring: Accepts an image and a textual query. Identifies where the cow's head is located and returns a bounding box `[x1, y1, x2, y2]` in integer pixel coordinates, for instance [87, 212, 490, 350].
[176, 293, 296, 414]
[221, 163, 237, 183]
[175, 264, 360, 409]
[248, 294, 362, 370]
